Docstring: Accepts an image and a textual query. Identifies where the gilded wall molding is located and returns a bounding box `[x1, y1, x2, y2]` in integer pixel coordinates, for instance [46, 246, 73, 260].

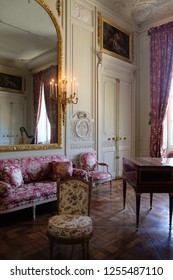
[57, 0, 62, 16]
[0, 0, 63, 152]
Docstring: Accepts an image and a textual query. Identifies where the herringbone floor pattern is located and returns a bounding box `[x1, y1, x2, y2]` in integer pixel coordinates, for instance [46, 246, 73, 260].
[0, 179, 173, 259]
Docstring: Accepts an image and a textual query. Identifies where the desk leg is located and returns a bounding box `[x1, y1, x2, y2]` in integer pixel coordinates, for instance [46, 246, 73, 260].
[123, 179, 127, 209]
[150, 193, 153, 209]
[136, 193, 141, 229]
[169, 193, 173, 229]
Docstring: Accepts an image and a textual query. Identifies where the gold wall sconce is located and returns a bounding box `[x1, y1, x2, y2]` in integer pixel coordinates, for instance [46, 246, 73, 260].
[49, 76, 78, 125]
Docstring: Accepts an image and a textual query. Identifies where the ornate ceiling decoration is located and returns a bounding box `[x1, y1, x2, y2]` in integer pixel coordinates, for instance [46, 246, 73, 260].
[96, 0, 173, 25]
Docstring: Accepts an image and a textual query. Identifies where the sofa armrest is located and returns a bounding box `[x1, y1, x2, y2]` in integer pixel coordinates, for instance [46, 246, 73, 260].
[0, 181, 12, 197]
[73, 168, 88, 181]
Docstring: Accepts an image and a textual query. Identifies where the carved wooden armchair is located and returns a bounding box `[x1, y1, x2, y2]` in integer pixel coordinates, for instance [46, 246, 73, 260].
[79, 152, 112, 193]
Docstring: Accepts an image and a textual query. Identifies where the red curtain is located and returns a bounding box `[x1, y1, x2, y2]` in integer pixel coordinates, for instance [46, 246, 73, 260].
[33, 65, 58, 143]
[148, 22, 173, 157]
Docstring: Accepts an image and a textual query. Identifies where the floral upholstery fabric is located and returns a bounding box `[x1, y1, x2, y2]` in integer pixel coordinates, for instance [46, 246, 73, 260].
[47, 178, 92, 245]
[0, 155, 66, 183]
[72, 168, 88, 181]
[79, 153, 112, 194]
[51, 161, 73, 181]
[0, 155, 89, 215]
[58, 180, 90, 216]
[80, 152, 97, 171]
[89, 171, 111, 181]
[0, 181, 11, 197]
[48, 214, 92, 238]
[2, 165, 24, 188]
[0, 181, 57, 211]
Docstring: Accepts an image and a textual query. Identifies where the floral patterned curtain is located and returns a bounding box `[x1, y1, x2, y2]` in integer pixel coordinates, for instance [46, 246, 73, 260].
[43, 65, 58, 143]
[33, 65, 58, 143]
[148, 22, 173, 157]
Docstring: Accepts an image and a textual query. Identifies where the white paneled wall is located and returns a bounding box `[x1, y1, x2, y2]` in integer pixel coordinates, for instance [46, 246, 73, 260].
[138, 30, 151, 156]
[66, 0, 96, 162]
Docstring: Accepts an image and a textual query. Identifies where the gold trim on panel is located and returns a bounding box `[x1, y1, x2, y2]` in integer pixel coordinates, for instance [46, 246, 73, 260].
[57, 0, 62, 16]
[0, 0, 63, 152]
[97, 12, 102, 47]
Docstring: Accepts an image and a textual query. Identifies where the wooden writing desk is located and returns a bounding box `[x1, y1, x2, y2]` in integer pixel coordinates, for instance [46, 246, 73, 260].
[122, 157, 173, 229]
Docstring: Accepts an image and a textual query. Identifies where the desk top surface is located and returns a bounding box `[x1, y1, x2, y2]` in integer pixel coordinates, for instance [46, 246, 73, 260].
[123, 157, 173, 167]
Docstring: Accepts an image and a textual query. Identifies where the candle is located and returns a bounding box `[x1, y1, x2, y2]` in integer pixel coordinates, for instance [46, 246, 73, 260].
[55, 83, 57, 98]
[73, 77, 76, 93]
[71, 79, 73, 94]
[76, 82, 78, 96]
[52, 79, 54, 95]
[50, 82, 52, 94]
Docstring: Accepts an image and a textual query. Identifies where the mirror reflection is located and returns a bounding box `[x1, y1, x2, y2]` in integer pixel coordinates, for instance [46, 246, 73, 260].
[0, 0, 62, 151]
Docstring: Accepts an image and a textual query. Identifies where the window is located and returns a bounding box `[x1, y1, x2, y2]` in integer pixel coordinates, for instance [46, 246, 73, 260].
[164, 79, 173, 154]
[37, 84, 51, 144]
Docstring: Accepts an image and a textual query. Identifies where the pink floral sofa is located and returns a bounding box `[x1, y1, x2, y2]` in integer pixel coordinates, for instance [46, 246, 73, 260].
[0, 154, 88, 219]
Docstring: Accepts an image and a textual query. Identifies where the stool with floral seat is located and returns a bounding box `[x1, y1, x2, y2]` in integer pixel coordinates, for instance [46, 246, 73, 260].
[47, 177, 93, 259]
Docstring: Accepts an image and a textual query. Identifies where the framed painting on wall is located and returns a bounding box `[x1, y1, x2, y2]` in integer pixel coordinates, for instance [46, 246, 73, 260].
[98, 14, 134, 63]
[0, 71, 24, 93]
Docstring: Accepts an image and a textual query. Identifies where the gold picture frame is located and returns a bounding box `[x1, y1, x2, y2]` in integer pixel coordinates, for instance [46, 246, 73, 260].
[98, 14, 134, 63]
[0, 70, 25, 93]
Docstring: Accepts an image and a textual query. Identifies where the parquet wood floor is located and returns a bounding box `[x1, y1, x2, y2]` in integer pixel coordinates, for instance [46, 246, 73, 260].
[0, 179, 173, 260]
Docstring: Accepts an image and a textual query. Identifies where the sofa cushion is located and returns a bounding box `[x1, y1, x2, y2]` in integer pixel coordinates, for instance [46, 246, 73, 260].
[0, 181, 12, 197]
[23, 159, 43, 182]
[2, 165, 24, 188]
[51, 161, 73, 180]
[22, 155, 68, 183]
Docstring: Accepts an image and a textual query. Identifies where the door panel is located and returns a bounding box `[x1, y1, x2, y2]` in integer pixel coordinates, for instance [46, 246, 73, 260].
[0, 95, 25, 145]
[118, 80, 132, 175]
[102, 76, 118, 178]
[98, 70, 133, 178]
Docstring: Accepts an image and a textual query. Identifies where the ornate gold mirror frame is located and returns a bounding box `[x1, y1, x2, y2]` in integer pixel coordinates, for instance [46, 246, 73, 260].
[0, 0, 62, 152]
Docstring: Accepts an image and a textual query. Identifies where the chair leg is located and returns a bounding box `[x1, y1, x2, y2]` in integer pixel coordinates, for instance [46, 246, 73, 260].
[86, 241, 90, 259]
[82, 241, 85, 259]
[70, 245, 74, 259]
[32, 205, 36, 219]
[110, 180, 112, 194]
[49, 240, 54, 259]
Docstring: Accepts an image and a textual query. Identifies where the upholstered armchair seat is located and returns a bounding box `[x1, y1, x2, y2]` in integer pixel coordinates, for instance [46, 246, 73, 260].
[89, 171, 112, 181]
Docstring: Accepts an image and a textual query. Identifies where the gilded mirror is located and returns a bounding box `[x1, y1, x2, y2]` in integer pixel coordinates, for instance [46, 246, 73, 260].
[0, 0, 62, 151]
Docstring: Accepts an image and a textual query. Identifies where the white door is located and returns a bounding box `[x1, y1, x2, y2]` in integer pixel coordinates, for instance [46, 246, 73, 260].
[0, 94, 26, 145]
[97, 63, 134, 178]
[0, 101, 12, 145]
[116, 79, 133, 176]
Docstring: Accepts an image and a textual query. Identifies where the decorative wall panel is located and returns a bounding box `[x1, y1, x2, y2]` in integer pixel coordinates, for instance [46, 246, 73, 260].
[71, 0, 93, 26]
[70, 111, 94, 150]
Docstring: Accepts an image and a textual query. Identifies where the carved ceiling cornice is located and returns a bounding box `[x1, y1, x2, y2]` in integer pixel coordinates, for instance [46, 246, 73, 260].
[96, 0, 173, 25]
